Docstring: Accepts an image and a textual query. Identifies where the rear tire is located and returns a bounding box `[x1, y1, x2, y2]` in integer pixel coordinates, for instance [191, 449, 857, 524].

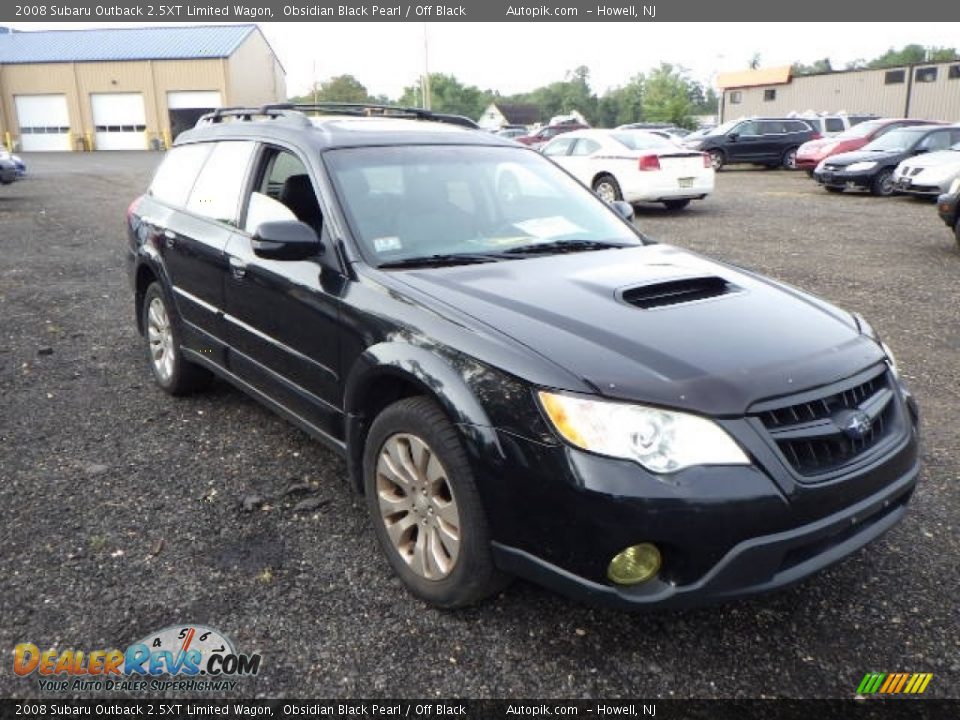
[663, 199, 691, 211]
[363, 396, 508, 608]
[707, 149, 725, 171]
[871, 169, 895, 197]
[592, 174, 623, 203]
[141, 282, 213, 395]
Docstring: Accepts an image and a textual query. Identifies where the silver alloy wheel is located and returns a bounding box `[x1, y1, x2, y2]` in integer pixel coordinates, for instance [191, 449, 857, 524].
[594, 180, 617, 203]
[878, 172, 895, 195]
[709, 150, 723, 170]
[375, 433, 461, 580]
[146, 297, 175, 382]
[784, 149, 797, 169]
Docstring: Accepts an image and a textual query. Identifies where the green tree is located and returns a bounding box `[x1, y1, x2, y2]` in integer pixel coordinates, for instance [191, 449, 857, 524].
[290, 74, 372, 104]
[792, 58, 833, 76]
[397, 73, 494, 119]
[642, 63, 696, 129]
[595, 74, 645, 127]
[867, 44, 959, 68]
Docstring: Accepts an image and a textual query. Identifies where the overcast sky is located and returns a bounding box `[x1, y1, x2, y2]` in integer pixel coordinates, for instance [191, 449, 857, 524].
[9, 22, 960, 98]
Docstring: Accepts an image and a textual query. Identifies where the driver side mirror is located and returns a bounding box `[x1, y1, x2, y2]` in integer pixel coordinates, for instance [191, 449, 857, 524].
[915, 146, 929, 154]
[252, 220, 322, 261]
[611, 200, 635, 222]
[727, 133, 739, 141]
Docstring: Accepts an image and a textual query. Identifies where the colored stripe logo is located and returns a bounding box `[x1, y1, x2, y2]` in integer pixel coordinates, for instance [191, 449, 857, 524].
[857, 672, 933, 694]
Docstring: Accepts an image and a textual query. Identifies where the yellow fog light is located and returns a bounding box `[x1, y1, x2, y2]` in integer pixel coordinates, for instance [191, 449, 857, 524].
[608, 543, 662, 585]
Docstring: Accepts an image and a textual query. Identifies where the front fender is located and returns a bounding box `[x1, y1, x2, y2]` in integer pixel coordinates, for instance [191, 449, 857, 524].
[343, 342, 522, 492]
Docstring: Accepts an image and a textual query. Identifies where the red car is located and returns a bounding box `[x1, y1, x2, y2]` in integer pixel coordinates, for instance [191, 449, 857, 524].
[796, 118, 943, 173]
[515, 122, 589, 149]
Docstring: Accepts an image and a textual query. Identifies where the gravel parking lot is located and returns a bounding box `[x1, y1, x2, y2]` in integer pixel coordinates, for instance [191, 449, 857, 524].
[1, 153, 958, 699]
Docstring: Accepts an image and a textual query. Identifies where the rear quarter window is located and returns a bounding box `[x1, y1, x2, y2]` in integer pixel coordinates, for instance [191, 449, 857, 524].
[185, 141, 257, 225]
[149, 143, 212, 207]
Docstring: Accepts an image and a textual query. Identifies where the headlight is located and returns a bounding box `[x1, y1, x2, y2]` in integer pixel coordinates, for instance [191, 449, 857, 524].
[949, 177, 960, 195]
[846, 161, 877, 172]
[538, 391, 750, 473]
[852, 312, 898, 375]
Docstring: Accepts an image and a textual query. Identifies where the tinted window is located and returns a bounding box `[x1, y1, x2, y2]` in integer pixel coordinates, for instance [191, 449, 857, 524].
[737, 121, 760, 136]
[542, 137, 576, 156]
[758, 120, 786, 134]
[790, 121, 815, 133]
[825, 118, 845, 132]
[149, 143, 212, 207]
[570, 139, 601, 156]
[186, 141, 256, 224]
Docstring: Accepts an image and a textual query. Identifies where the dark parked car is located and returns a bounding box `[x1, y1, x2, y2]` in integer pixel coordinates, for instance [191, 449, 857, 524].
[813, 124, 960, 196]
[936, 179, 960, 248]
[684, 117, 819, 170]
[0, 158, 16, 185]
[126, 104, 919, 609]
[796, 118, 941, 174]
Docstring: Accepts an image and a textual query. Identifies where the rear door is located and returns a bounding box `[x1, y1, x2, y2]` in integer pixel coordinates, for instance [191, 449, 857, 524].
[726, 120, 767, 162]
[223, 144, 344, 440]
[146, 140, 256, 357]
[562, 138, 603, 185]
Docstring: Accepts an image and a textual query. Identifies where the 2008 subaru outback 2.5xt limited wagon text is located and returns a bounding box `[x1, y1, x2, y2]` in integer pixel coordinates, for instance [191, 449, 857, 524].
[126, 103, 920, 609]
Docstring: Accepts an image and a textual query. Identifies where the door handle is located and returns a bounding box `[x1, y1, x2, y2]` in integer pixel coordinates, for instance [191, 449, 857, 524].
[229, 257, 247, 279]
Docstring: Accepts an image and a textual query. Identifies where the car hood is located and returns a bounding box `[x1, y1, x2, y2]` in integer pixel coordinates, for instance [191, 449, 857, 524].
[899, 150, 960, 170]
[391, 244, 884, 416]
[825, 149, 905, 166]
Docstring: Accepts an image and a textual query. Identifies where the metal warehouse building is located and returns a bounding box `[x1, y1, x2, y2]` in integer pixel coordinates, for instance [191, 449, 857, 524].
[0, 24, 285, 152]
[718, 62, 960, 123]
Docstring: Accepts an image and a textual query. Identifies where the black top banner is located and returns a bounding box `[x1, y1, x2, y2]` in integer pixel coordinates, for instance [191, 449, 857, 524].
[0, 0, 955, 22]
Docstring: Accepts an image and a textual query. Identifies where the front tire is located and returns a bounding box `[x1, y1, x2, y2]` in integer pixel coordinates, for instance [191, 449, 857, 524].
[592, 174, 623, 203]
[871, 169, 895, 197]
[363, 397, 507, 608]
[663, 199, 690, 211]
[141, 282, 212, 395]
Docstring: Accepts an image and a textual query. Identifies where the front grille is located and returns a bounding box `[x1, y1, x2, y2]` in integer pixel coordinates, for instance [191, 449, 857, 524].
[754, 367, 899, 478]
[910, 167, 923, 177]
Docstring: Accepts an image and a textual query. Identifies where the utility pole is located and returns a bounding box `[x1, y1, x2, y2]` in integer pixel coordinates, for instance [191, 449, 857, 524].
[421, 22, 431, 110]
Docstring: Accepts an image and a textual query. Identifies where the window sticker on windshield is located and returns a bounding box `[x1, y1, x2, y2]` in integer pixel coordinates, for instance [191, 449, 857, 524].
[514, 216, 585, 239]
[373, 236, 403, 253]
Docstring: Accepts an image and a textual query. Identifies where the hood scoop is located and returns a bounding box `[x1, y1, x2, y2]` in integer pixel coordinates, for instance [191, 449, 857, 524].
[620, 275, 738, 310]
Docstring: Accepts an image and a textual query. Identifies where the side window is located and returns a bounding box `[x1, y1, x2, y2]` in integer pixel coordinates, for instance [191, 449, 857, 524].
[951, 129, 960, 146]
[758, 120, 786, 134]
[919, 131, 950, 152]
[542, 137, 576, 157]
[736, 121, 759, 136]
[149, 143, 212, 207]
[570, 139, 601, 156]
[793, 120, 816, 133]
[825, 118, 845, 133]
[245, 148, 322, 234]
[186, 141, 256, 225]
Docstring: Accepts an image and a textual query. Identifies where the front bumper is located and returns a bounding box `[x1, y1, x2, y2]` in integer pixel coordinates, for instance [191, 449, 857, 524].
[479, 379, 920, 609]
[813, 168, 875, 189]
[893, 176, 949, 197]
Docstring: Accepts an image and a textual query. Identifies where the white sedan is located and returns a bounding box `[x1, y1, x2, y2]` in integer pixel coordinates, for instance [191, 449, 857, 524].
[541, 129, 714, 210]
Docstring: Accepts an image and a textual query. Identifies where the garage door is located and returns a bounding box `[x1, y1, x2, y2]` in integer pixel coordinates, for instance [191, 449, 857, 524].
[91, 93, 147, 151]
[15, 95, 72, 152]
[167, 91, 222, 140]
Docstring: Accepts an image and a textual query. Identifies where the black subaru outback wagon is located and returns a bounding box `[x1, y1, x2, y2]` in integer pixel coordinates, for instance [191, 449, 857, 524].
[127, 104, 919, 609]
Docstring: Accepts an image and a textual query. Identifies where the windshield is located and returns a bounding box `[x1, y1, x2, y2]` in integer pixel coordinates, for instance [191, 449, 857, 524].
[862, 128, 923, 152]
[835, 120, 885, 140]
[611, 132, 677, 151]
[325, 145, 642, 266]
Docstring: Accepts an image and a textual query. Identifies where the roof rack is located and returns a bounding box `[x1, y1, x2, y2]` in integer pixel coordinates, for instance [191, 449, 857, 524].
[195, 102, 479, 130]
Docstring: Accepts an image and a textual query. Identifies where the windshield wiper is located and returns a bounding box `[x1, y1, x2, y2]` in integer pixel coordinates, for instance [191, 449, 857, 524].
[503, 239, 632, 256]
[377, 252, 509, 269]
